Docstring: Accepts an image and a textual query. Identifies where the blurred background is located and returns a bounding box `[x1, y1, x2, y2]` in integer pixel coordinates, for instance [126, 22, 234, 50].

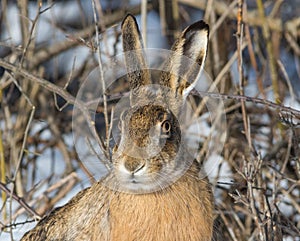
[0, 0, 299, 240]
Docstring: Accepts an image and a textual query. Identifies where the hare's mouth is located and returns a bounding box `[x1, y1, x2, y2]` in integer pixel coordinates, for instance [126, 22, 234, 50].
[120, 178, 153, 193]
[119, 173, 148, 187]
[113, 168, 171, 194]
[112, 165, 160, 193]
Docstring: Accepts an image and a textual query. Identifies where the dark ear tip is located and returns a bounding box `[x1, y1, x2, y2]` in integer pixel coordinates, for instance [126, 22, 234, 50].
[185, 20, 209, 35]
[122, 13, 138, 27]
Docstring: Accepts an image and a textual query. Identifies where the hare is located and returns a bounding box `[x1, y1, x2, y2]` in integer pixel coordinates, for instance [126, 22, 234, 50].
[21, 14, 213, 241]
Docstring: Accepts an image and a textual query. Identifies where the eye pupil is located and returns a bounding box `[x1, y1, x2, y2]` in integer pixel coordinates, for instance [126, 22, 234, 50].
[162, 120, 171, 135]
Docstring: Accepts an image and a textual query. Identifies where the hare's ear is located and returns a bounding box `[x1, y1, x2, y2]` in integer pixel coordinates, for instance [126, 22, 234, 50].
[122, 14, 151, 105]
[160, 20, 209, 99]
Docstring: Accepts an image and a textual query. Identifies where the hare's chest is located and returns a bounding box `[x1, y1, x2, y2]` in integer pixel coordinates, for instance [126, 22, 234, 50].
[108, 190, 213, 241]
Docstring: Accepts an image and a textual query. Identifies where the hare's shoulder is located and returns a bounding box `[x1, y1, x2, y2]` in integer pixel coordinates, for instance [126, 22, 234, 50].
[43, 184, 94, 220]
[21, 182, 109, 241]
[44, 181, 109, 221]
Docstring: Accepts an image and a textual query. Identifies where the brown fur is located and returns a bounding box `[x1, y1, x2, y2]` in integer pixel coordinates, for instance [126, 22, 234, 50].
[109, 165, 213, 241]
[21, 163, 213, 241]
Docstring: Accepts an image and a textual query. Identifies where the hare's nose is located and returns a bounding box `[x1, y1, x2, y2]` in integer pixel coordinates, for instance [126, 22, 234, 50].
[124, 159, 145, 174]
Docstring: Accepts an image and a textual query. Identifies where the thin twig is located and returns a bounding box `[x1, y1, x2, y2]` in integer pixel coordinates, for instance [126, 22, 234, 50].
[190, 90, 300, 117]
[141, 0, 148, 47]
[236, 0, 252, 149]
[91, 0, 110, 160]
[0, 182, 41, 220]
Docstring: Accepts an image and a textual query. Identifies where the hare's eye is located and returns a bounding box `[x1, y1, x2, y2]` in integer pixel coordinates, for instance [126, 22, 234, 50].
[161, 120, 171, 137]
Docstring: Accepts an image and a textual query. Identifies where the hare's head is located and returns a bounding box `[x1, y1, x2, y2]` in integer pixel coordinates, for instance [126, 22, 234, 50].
[109, 14, 209, 194]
